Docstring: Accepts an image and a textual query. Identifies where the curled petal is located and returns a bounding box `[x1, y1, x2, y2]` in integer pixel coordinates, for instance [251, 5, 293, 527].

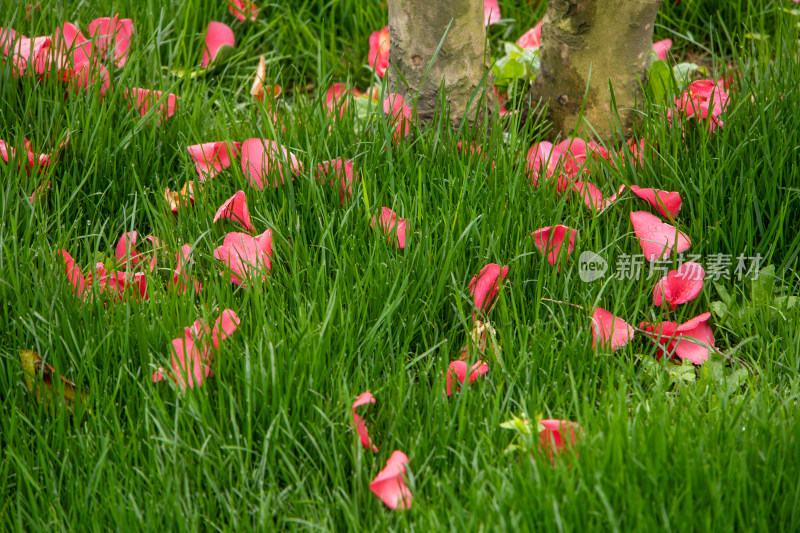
[446, 360, 489, 396]
[214, 190, 255, 232]
[369, 451, 412, 510]
[531, 225, 577, 266]
[371, 207, 407, 249]
[468, 263, 509, 319]
[352, 391, 379, 452]
[629, 185, 682, 218]
[201, 21, 235, 68]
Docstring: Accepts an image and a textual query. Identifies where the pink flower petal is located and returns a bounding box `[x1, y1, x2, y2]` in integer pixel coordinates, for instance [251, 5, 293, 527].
[214, 190, 255, 232]
[653, 261, 705, 309]
[213, 229, 273, 285]
[168, 329, 211, 391]
[59, 249, 86, 299]
[316, 158, 357, 205]
[228, 0, 258, 21]
[115, 231, 140, 268]
[187, 141, 240, 182]
[371, 207, 407, 249]
[516, 20, 542, 49]
[369, 451, 412, 510]
[352, 391, 379, 453]
[446, 360, 489, 396]
[88, 15, 134, 67]
[169, 244, 203, 294]
[124, 87, 178, 123]
[484, 0, 501, 26]
[629, 185, 682, 218]
[201, 21, 235, 68]
[571, 181, 621, 212]
[653, 38, 672, 61]
[590, 307, 635, 351]
[630, 211, 691, 261]
[640, 312, 716, 364]
[212, 309, 241, 349]
[531, 225, 577, 266]
[468, 263, 509, 320]
[240, 138, 302, 190]
[383, 93, 412, 141]
[367, 26, 390, 78]
[539, 419, 582, 459]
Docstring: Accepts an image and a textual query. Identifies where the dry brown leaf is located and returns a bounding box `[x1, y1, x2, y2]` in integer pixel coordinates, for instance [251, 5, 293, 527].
[250, 55, 267, 102]
[459, 320, 502, 365]
[19, 350, 88, 413]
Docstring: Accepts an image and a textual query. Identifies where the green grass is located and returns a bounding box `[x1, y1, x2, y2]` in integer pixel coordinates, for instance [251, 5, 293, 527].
[2, 0, 800, 530]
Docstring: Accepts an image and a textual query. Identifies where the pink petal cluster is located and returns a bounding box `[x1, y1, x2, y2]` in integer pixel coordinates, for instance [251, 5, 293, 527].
[630, 211, 691, 261]
[369, 451, 412, 510]
[352, 391, 379, 453]
[59, 249, 148, 302]
[372, 207, 407, 249]
[640, 312, 716, 364]
[201, 21, 235, 68]
[214, 190, 255, 232]
[446, 360, 489, 396]
[531, 225, 577, 266]
[653, 261, 705, 309]
[214, 229, 274, 285]
[316, 158, 358, 205]
[240, 138, 302, 190]
[590, 307, 635, 351]
[670, 79, 730, 133]
[367, 26, 390, 78]
[468, 263, 509, 320]
[153, 309, 241, 390]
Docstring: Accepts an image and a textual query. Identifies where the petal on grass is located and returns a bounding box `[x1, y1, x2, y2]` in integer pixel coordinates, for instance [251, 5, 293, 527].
[201, 21, 235, 68]
[531, 225, 577, 266]
[240, 138, 302, 190]
[590, 307, 634, 351]
[630, 211, 691, 261]
[369, 451, 412, 510]
[653, 261, 705, 309]
[468, 263, 509, 319]
[629, 185, 682, 218]
[371, 207, 407, 249]
[214, 190, 255, 232]
[446, 360, 489, 396]
[352, 391, 379, 453]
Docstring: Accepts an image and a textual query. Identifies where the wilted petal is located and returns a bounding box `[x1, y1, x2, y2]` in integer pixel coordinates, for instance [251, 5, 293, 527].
[591, 307, 634, 351]
[629, 185, 682, 218]
[630, 211, 691, 261]
[352, 391, 379, 452]
[240, 138, 302, 190]
[201, 21, 235, 68]
[446, 360, 489, 396]
[214, 190, 255, 232]
[531, 225, 577, 266]
[369, 451, 412, 510]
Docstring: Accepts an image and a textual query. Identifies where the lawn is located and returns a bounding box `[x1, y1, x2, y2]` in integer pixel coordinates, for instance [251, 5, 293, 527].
[2, 0, 800, 530]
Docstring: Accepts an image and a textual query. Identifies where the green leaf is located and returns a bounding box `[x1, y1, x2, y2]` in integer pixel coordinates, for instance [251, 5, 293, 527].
[665, 361, 697, 383]
[713, 282, 734, 308]
[672, 62, 706, 91]
[710, 300, 728, 320]
[751, 265, 776, 303]
[647, 60, 672, 102]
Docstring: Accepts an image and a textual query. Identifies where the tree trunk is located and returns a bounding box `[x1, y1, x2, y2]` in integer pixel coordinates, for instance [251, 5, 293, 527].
[387, 0, 489, 126]
[530, 0, 663, 143]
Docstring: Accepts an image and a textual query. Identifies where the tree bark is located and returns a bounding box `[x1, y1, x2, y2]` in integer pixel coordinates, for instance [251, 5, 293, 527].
[530, 0, 663, 143]
[387, 0, 489, 126]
